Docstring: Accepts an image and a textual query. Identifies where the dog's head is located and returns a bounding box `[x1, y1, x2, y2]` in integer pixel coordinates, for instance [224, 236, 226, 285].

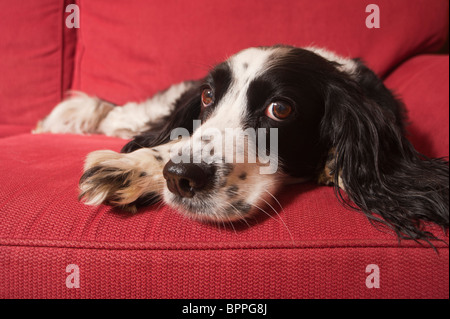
[123, 45, 449, 240]
[158, 46, 344, 221]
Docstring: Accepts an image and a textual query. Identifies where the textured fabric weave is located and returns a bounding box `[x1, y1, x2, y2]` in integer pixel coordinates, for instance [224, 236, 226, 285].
[1, 245, 448, 298]
[0, 0, 76, 126]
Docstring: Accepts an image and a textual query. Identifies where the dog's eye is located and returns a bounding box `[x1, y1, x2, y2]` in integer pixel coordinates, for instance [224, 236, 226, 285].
[265, 102, 292, 121]
[201, 88, 214, 107]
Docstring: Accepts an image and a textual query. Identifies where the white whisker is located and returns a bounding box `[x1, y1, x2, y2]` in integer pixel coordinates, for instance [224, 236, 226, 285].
[264, 189, 284, 212]
[226, 215, 237, 235]
[228, 202, 252, 229]
[250, 202, 279, 222]
[258, 198, 295, 245]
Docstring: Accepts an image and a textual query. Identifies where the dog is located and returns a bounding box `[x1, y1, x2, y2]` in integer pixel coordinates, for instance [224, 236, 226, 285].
[35, 45, 449, 242]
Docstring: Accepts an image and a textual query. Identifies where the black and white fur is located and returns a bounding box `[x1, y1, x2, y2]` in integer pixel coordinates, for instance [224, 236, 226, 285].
[35, 45, 449, 242]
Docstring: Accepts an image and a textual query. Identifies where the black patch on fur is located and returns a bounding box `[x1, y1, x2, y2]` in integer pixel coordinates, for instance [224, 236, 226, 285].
[226, 185, 239, 198]
[200, 62, 232, 122]
[121, 81, 203, 153]
[238, 172, 247, 180]
[222, 163, 234, 176]
[80, 166, 130, 188]
[79, 166, 103, 184]
[154, 155, 163, 162]
[245, 47, 329, 178]
[99, 172, 130, 189]
[218, 178, 227, 188]
[232, 200, 252, 214]
[133, 192, 161, 207]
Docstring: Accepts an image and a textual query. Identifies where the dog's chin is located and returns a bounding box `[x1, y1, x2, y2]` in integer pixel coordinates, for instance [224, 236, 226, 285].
[162, 188, 254, 222]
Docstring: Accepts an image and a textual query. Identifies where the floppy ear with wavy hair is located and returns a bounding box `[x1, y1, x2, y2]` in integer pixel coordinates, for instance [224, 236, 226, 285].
[320, 68, 449, 243]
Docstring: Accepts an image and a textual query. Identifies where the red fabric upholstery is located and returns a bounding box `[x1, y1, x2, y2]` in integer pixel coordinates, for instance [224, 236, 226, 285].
[0, 0, 76, 126]
[0, 134, 448, 298]
[0, 0, 448, 299]
[73, 0, 449, 105]
[0, 124, 34, 138]
[385, 55, 450, 158]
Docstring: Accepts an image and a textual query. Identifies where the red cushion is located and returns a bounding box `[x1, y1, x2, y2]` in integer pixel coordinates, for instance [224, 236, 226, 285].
[0, 124, 34, 138]
[0, 134, 447, 298]
[0, 0, 76, 127]
[72, 0, 449, 105]
[385, 55, 449, 158]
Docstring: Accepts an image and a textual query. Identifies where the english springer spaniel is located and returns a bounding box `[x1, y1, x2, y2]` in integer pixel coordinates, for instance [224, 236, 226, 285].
[35, 45, 449, 242]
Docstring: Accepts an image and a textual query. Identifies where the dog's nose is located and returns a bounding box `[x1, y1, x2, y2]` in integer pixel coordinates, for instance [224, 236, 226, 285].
[163, 161, 214, 198]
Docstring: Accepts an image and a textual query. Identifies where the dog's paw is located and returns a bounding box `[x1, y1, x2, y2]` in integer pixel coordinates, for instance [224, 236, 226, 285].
[79, 150, 163, 212]
[33, 93, 114, 135]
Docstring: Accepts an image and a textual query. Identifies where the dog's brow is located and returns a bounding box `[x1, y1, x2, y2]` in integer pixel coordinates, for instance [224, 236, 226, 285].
[209, 63, 231, 86]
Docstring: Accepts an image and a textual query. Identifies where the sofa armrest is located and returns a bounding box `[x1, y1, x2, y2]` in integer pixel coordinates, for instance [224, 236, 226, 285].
[384, 55, 449, 158]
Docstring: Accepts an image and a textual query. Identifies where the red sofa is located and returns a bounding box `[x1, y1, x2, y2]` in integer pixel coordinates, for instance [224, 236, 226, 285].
[0, 0, 448, 299]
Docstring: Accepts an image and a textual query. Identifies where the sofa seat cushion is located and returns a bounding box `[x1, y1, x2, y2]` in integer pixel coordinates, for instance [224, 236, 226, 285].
[0, 133, 447, 298]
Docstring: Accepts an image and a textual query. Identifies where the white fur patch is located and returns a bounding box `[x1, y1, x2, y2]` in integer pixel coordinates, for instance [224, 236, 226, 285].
[33, 93, 114, 135]
[305, 46, 358, 75]
[99, 81, 195, 138]
[34, 81, 195, 139]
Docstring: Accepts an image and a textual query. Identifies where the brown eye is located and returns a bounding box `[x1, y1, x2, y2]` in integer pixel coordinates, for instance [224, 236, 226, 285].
[201, 88, 214, 107]
[265, 102, 292, 121]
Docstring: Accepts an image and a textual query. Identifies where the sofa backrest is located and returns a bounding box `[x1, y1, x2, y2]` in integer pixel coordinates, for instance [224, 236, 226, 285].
[0, 0, 76, 126]
[71, 0, 449, 104]
[0, 0, 448, 126]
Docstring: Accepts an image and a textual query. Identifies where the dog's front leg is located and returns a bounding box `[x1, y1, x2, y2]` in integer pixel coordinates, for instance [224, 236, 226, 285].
[79, 145, 172, 212]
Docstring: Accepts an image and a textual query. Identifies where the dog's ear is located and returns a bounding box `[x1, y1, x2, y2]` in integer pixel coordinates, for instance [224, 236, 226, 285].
[121, 83, 202, 153]
[320, 75, 449, 242]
